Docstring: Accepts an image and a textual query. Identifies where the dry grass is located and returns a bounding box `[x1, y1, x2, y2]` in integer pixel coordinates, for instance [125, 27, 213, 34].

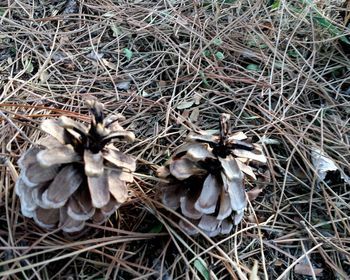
[1, 0, 350, 279]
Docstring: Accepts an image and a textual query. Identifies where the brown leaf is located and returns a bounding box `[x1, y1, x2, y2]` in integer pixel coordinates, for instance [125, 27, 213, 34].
[294, 263, 323, 277]
[194, 174, 220, 214]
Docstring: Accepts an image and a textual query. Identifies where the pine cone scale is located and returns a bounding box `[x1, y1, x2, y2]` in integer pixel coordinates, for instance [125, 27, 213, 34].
[222, 173, 247, 212]
[217, 192, 232, 220]
[87, 172, 110, 208]
[67, 193, 95, 221]
[169, 158, 206, 180]
[84, 150, 104, 177]
[42, 165, 83, 208]
[34, 207, 59, 229]
[36, 145, 81, 167]
[40, 119, 70, 145]
[108, 171, 128, 203]
[194, 173, 220, 214]
[180, 196, 203, 219]
[103, 149, 136, 172]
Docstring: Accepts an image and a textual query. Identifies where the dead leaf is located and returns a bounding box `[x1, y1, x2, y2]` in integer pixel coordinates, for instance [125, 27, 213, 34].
[311, 147, 350, 184]
[86, 51, 103, 61]
[176, 101, 194, 110]
[102, 59, 117, 70]
[247, 187, 262, 201]
[190, 107, 199, 122]
[294, 263, 323, 277]
[249, 260, 259, 280]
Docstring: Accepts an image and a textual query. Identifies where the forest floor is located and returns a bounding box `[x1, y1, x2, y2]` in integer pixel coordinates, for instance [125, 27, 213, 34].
[1, 0, 350, 279]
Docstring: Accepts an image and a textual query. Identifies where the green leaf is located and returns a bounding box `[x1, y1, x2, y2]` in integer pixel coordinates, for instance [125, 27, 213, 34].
[270, 0, 280, 10]
[0, 7, 5, 16]
[123, 48, 133, 61]
[287, 50, 298, 58]
[215, 51, 224, 60]
[110, 23, 122, 37]
[194, 259, 210, 280]
[314, 16, 350, 45]
[246, 64, 259, 71]
[24, 59, 34, 73]
[220, 0, 236, 3]
[199, 71, 209, 87]
[149, 223, 163, 233]
[213, 38, 222, 46]
[202, 50, 211, 57]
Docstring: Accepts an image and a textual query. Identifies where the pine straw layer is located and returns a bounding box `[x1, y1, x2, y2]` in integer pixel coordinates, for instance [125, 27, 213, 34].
[1, 0, 350, 279]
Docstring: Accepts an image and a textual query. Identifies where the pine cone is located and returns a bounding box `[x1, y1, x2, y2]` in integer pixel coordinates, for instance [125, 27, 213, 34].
[15, 101, 136, 232]
[158, 114, 267, 237]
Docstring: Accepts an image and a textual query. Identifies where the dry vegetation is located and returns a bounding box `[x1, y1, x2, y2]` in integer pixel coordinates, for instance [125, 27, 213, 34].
[1, 0, 350, 279]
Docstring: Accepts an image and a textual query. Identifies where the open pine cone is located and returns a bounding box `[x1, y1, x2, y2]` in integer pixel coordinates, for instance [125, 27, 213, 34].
[15, 101, 136, 232]
[158, 114, 267, 237]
